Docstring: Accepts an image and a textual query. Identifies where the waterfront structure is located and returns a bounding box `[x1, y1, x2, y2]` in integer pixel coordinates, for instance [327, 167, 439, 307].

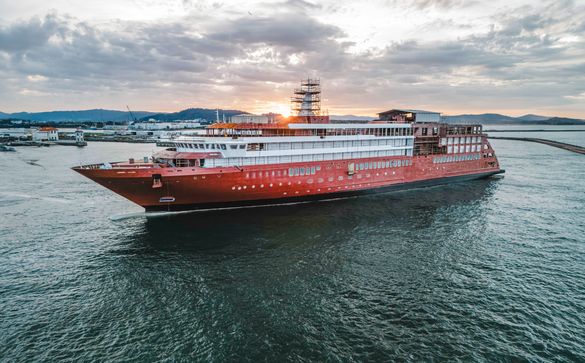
[231, 114, 270, 124]
[33, 127, 59, 141]
[55, 129, 87, 146]
[73, 79, 503, 211]
[130, 121, 202, 130]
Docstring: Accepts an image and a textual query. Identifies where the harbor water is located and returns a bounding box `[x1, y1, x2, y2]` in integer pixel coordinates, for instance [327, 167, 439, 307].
[1, 126, 584, 361]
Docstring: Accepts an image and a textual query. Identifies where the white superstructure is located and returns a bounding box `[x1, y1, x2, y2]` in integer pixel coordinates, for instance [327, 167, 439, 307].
[172, 122, 414, 168]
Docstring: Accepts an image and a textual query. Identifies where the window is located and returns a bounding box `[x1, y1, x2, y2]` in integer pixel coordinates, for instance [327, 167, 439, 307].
[239, 144, 245, 149]
[221, 144, 227, 150]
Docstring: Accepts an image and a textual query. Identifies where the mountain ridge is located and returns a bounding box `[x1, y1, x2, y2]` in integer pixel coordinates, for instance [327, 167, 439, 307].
[0, 109, 156, 122]
[441, 113, 584, 125]
[1, 108, 583, 125]
[141, 108, 247, 122]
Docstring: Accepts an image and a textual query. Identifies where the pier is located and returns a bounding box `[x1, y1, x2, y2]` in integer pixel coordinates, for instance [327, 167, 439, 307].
[488, 136, 585, 155]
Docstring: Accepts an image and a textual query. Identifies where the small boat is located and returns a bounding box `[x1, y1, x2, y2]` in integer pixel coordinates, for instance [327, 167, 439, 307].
[0, 144, 16, 152]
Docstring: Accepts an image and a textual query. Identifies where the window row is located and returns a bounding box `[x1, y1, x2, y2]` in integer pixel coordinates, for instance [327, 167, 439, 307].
[447, 144, 482, 154]
[289, 165, 321, 177]
[262, 138, 412, 151]
[175, 142, 247, 150]
[433, 153, 481, 164]
[204, 149, 415, 167]
[444, 136, 481, 145]
[176, 138, 413, 152]
[356, 159, 411, 171]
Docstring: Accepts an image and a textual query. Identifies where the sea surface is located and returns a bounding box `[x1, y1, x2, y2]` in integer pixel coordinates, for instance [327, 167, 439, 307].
[1, 127, 584, 362]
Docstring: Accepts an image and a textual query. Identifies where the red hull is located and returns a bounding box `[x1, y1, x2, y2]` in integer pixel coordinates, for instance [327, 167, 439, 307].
[73, 154, 503, 211]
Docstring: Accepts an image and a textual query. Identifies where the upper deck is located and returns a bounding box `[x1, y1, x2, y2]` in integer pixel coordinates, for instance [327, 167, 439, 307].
[153, 79, 488, 169]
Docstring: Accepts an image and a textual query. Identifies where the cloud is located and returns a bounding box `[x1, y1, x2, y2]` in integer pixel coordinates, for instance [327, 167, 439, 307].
[0, 13, 66, 52]
[207, 14, 343, 52]
[27, 74, 48, 81]
[0, 0, 584, 117]
[406, 0, 473, 9]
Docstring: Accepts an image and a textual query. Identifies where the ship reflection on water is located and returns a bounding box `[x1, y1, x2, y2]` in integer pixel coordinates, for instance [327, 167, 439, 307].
[133, 178, 500, 252]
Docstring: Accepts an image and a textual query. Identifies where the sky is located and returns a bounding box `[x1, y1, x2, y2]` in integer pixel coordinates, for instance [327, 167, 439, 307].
[0, 0, 584, 118]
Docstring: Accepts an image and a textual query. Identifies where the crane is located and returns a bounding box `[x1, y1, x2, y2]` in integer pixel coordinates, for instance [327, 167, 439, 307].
[126, 105, 138, 124]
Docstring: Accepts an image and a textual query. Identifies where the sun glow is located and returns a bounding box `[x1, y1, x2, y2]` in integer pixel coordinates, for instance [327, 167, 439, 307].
[272, 103, 291, 118]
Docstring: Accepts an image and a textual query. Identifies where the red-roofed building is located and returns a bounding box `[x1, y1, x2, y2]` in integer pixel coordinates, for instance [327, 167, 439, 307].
[33, 127, 59, 141]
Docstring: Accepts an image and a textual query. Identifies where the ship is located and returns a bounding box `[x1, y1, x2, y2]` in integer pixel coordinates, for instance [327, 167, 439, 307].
[73, 79, 504, 212]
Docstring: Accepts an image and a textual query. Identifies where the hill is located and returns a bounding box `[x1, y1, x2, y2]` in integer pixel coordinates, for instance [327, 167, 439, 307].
[442, 113, 584, 125]
[1, 108, 583, 125]
[141, 108, 247, 122]
[516, 114, 550, 121]
[442, 113, 517, 124]
[0, 109, 157, 122]
[529, 117, 585, 125]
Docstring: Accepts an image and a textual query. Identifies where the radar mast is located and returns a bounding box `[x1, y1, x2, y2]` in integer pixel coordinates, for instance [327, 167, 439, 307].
[291, 78, 321, 116]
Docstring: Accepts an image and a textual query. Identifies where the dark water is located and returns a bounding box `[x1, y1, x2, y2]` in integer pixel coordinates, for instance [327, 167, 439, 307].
[1, 131, 585, 362]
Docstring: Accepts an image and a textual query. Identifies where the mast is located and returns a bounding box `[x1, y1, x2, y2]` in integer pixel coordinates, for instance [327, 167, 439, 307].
[291, 78, 321, 116]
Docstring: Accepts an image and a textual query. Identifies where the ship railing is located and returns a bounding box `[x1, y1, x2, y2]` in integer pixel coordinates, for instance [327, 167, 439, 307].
[76, 162, 157, 170]
[76, 163, 103, 170]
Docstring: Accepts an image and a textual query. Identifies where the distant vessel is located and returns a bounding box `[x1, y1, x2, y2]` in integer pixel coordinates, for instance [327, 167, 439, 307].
[73, 79, 504, 211]
[0, 144, 16, 152]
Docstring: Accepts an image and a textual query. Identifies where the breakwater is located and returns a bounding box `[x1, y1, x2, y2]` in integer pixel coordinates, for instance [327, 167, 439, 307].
[488, 136, 585, 155]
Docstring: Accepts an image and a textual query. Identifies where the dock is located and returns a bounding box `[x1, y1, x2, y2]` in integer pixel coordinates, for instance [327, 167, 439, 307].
[488, 136, 585, 155]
